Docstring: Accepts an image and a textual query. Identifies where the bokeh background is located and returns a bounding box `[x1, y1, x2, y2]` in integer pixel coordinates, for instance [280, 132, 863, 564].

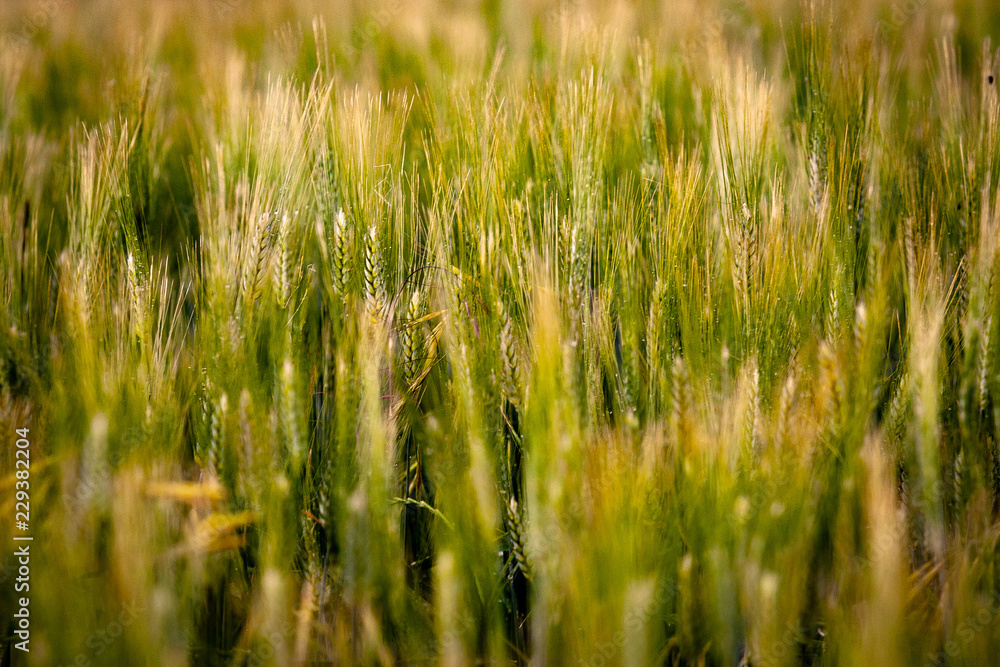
[4, 1, 1000, 665]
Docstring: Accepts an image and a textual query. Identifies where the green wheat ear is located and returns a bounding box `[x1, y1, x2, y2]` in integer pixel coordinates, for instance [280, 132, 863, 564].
[401, 288, 425, 390]
[331, 208, 352, 296]
[247, 212, 274, 312]
[505, 497, 532, 581]
[280, 356, 304, 470]
[498, 298, 521, 407]
[979, 316, 991, 415]
[364, 223, 387, 322]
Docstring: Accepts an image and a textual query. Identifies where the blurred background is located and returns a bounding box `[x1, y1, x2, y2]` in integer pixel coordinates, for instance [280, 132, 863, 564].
[4, 1, 1000, 666]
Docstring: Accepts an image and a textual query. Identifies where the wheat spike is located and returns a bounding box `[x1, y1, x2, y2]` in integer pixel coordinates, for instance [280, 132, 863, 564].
[331, 208, 351, 296]
[401, 289, 424, 389]
[498, 298, 520, 407]
[505, 498, 532, 581]
[979, 315, 991, 415]
[364, 223, 387, 321]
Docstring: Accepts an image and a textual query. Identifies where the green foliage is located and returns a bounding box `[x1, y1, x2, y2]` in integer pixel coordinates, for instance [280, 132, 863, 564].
[5, 1, 1000, 665]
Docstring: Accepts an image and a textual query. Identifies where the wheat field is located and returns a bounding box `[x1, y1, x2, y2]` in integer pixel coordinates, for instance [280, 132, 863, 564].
[3, 0, 1000, 665]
